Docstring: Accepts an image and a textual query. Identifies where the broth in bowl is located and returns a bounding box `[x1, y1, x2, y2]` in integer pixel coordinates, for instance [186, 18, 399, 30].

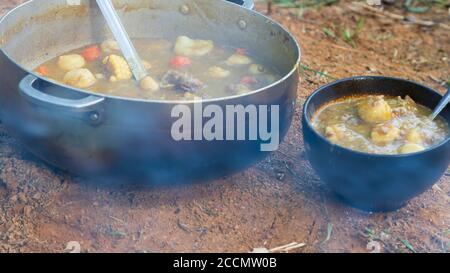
[312, 95, 449, 155]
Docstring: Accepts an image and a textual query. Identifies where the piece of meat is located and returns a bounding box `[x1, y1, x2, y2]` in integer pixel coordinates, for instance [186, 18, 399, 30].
[160, 70, 205, 93]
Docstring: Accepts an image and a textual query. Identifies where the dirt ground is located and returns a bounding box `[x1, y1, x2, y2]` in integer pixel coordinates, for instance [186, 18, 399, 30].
[0, 0, 449, 253]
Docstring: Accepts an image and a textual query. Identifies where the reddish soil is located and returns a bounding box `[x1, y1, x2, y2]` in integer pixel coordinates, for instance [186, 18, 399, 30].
[0, 0, 449, 253]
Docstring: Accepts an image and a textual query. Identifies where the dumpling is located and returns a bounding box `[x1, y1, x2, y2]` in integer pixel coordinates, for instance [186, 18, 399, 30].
[248, 64, 266, 75]
[399, 143, 425, 154]
[63, 68, 96, 88]
[357, 96, 393, 124]
[324, 124, 346, 143]
[101, 40, 120, 54]
[140, 76, 160, 91]
[174, 36, 214, 57]
[405, 129, 424, 144]
[225, 54, 252, 66]
[371, 124, 400, 145]
[208, 66, 230, 78]
[58, 54, 86, 71]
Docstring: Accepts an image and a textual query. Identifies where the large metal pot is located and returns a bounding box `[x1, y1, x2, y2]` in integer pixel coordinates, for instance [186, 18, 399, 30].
[0, 0, 300, 182]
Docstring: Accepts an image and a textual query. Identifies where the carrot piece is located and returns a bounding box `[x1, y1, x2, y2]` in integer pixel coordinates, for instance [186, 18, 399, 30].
[236, 48, 247, 55]
[170, 56, 191, 69]
[81, 45, 102, 61]
[240, 76, 258, 86]
[37, 66, 49, 76]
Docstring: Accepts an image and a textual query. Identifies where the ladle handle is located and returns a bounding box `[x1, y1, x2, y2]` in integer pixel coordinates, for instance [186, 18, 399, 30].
[96, 0, 148, 81]
[225, 0, 254, 9]
[430, 87, 450, 120]
[240, 0, 255, 9]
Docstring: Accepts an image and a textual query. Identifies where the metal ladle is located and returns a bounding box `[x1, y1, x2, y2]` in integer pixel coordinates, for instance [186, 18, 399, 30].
[430, 87, 450, 121]
[96, 0, 148, 81]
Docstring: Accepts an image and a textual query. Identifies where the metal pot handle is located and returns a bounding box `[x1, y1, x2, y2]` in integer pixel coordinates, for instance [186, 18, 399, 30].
[19, 74, 105, 112]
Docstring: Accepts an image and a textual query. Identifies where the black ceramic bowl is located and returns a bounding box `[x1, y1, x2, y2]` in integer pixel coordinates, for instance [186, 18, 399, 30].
[302, 76, 450, 212]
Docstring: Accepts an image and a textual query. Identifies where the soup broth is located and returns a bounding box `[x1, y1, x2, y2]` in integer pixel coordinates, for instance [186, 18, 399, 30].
[312, 95, 449, 155]
[35, 36, 281, 101]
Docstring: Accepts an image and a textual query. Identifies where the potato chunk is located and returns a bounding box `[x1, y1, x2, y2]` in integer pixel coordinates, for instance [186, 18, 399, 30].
[103, 54, 132, 82]
[174, 36, 214, 57]
[399, 143, 425, 154]
[140, 76, 159, 92]
[405, 129, 424, 144]
[57, 54, 86, 71]
[63, 68, 96, 88]
[357, 96, 393, 124]
[370, 124, 400, 145]
[324, 124, 346, 143]
[225, 54, 252, 66]
[208, 66, 230, 78]
[101, 40, 120, 54]
[249, 64, 266, 75]
[184, 92, 202, 101]
[227, 84, 251, 95]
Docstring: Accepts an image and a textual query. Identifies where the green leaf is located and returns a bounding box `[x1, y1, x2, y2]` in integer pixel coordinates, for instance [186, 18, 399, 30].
[323, 27, 336, 39]
[342, 27, 353, 43]
[356, 18, 365, 34]
[399, 238, 416, 253]
[322, 223, 333, 244]
[404, 0, 430, 14]
[365, 227, 375, 236]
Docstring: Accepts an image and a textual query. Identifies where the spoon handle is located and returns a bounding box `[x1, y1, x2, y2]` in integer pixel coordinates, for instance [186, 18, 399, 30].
[430, 87, 450, 120]
[96, 0, 148, 81]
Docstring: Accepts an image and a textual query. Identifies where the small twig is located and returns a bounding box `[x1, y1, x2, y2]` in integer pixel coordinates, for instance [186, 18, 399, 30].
[283, 243, 307, 252]
[177, 219, 191, 233]
[349, 2, 450, 30]
[432, 184, 450, 202]
[267, 0, 273, 15]
[270, 242, 298, 252]
[300, 64, 337, 80]
[109, 215, 126, 224]
[269, 242, 306, 253]
[283, 161, 303, 180]
[251, 242, 306, 253]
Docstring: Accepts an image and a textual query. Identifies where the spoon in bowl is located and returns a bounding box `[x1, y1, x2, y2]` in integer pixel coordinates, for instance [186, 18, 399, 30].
[96, 0, 148, 82]
[430, 87, 450, 121]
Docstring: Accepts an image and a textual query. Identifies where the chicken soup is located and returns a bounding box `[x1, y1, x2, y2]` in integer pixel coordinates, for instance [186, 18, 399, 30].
[312, 95, 449, 155]
[34, 36, 281, 101]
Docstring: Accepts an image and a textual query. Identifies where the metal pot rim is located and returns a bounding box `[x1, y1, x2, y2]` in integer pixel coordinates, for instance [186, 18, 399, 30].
[0, 0, 301, 105]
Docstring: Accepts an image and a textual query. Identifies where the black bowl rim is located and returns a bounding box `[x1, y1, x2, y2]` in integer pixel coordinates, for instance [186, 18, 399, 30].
[302, 75, 450, 158]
